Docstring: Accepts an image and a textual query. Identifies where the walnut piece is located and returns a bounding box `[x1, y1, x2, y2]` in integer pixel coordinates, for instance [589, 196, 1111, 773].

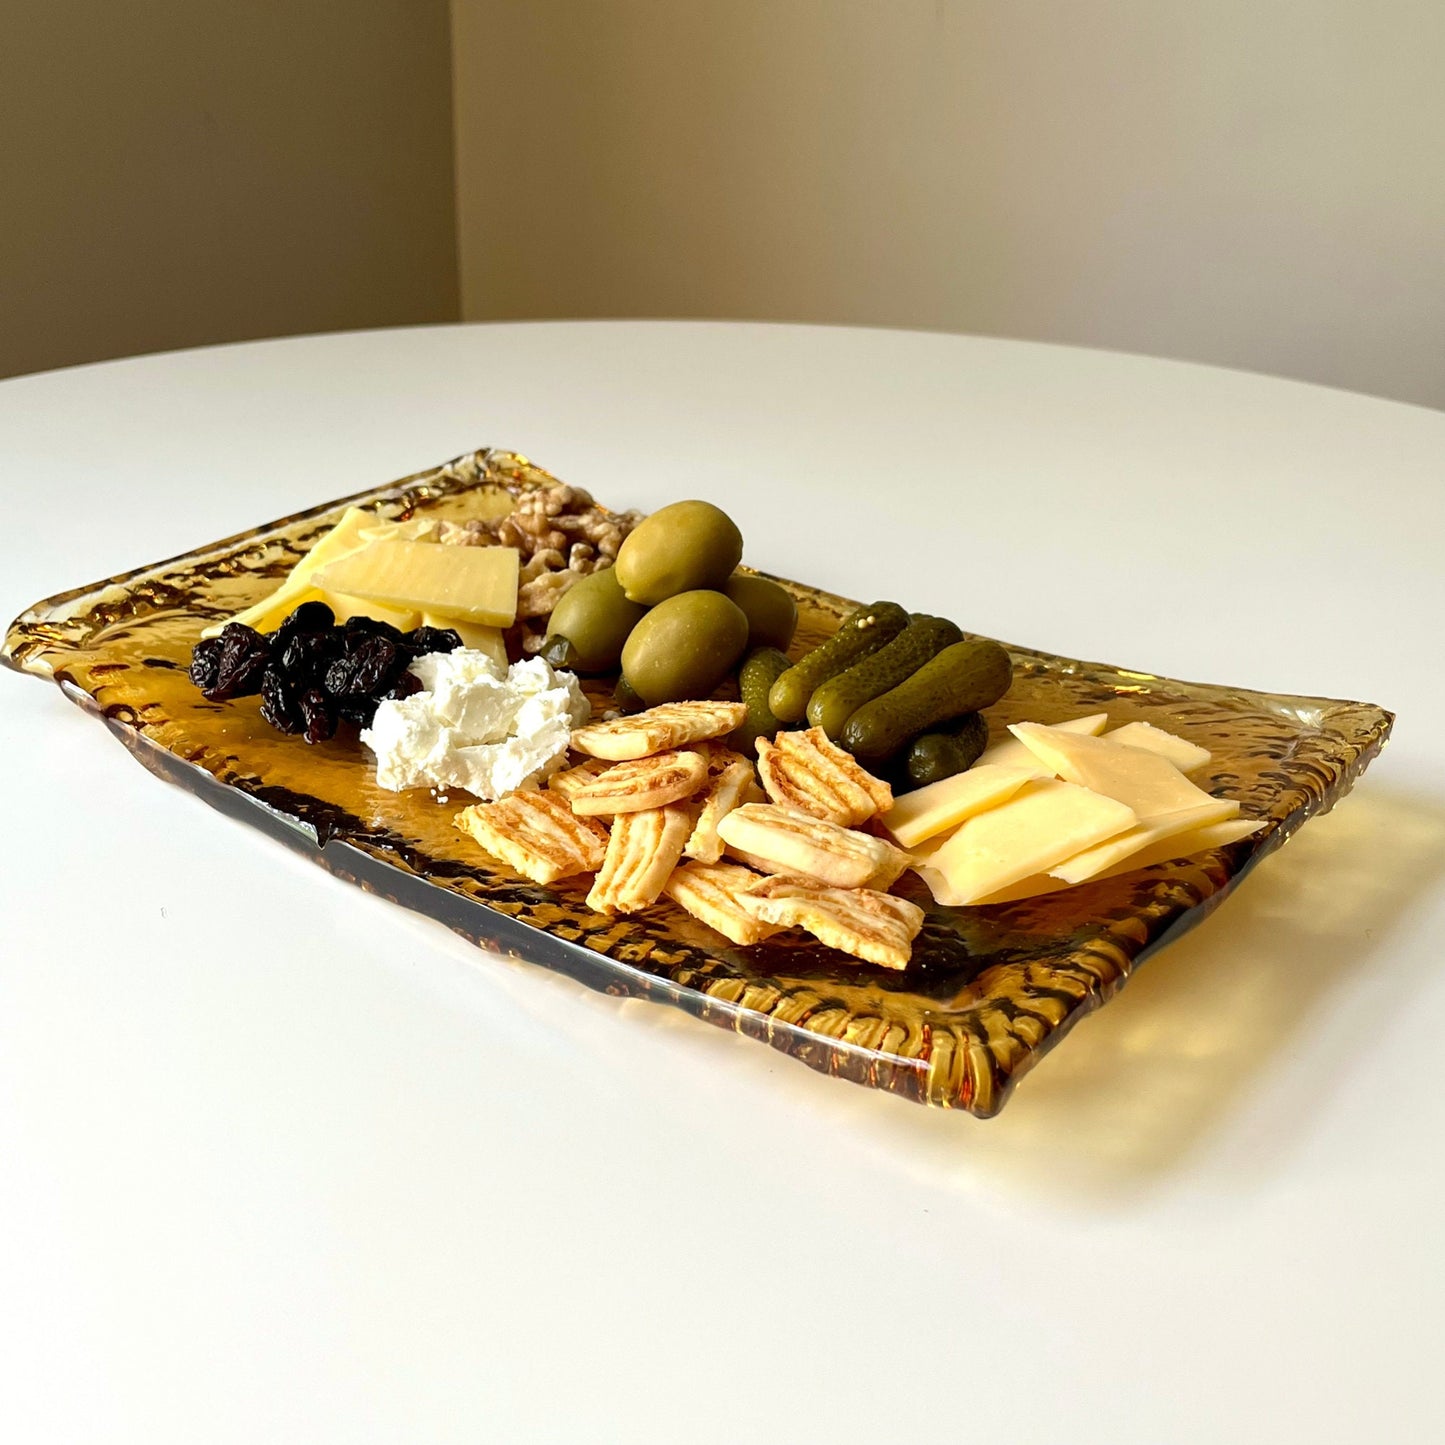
[439, 481, 644, 624]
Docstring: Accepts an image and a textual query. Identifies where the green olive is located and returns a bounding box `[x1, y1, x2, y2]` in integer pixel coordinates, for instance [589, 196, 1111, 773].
[723, 573, 798, 652]
[620, 590, 749, 705]
[542, 567, 649, 674]
[614, 500, 744, 605]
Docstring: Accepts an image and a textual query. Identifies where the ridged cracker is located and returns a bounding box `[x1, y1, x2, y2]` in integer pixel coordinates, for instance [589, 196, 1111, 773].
[742, 881, 924, 970]
[456, 790, 608, 885]
[569, 749, 709, 816]
[571, 701, 748, 761]
[716, 803, 910, 890]
[756, 727, 893, 826]
[586, 804, 694, 914]
[663, 862, 783, 946]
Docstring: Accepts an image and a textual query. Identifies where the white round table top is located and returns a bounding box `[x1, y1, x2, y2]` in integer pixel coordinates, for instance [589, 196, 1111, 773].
[2, 321, 1441, 1445]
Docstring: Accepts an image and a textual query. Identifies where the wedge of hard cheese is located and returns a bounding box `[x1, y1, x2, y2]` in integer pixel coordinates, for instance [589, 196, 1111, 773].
[973, 712, 1108, 771]
[1048, 799, 1238, 884]
[910, 779, 1136, 907]
[315, 540, 520, 627]
[881, 763, 1045, 849]
[1105, 721, 1211, 774]
[203, 506, 376, 637]
[422, 613, 508, 669]
[1008, 722, 1226, 823]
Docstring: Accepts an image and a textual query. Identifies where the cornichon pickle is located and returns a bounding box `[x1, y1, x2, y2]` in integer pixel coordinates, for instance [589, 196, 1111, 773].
[805, 614, 962, 739]
[733, 646, 792, 756]
[767, 601, 909, 723]
[840, 638, 1013, 759]
[902, 712, 990, 790]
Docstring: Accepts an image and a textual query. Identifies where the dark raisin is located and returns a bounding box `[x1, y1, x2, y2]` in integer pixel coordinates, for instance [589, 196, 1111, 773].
[383, 669, 423, 701]
[259, 666, 302, 733]
[335, 695, 380, 726]
[343, 614, 404, 645]
[188, 637, 225, 694]
[298, 688, 337, 744]
[404, 626, 463, 658]
[277, 630, 338, 687]
[208, 624, 271, 700]
[274, 600, 335, 636]
[325, 636, 404, 698]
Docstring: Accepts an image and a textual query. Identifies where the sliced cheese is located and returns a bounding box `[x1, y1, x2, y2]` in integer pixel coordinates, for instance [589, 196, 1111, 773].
[971, 874, 1071, 905]
[1091, 817, 1264, 881]
[358, 516, 441, 544]
[1048, 799, 1238, 885]
[1106, 720, 1211, 774]
[315, 540, 520, 627]
[320, 590, 420, 631]
[974, 712, 1109, 771]
[421, 612, 508, 670]
[882, 764, 1045, 848]
[910, 779, 1136, 907]
[1008, 722, 1216, 823]
[203, 506, 375, 637]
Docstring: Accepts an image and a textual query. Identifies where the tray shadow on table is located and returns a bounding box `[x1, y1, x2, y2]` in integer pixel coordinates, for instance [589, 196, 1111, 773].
[474, 780, 1445, 1203]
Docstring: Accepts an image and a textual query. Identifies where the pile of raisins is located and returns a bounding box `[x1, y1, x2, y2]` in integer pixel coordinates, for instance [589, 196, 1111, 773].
[189, 602, 461, 743]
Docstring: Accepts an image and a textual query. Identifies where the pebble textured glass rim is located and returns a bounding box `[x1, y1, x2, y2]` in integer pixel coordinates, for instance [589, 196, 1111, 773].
[3, 448, 1394, 1115]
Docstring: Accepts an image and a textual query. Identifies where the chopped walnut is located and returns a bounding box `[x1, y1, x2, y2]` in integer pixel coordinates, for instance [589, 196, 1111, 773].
[439, 480, 644, 626]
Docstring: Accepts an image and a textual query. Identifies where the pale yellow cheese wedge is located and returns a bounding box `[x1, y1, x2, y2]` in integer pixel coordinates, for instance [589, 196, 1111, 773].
[910, 779, 1136, 907]
[1105, 721, 1211, 774]
[315, 540, 520, 626]
[973, 712, 1109, 771]
[358, 516, 440, 544]
[1091, 817, 1264, 880]
[202, 506, 375, 637]
[1008, 722, 1216, 823]
[1048, 799, 1239, 885]
[321, 590, 420, 631]
[971, 874, 1071, 905]
[882, 764, 1045, 849]
[421, 612, 508, 669]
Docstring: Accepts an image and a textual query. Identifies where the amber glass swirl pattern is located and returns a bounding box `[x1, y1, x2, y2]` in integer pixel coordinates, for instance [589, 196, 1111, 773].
[3, 449, 1394, 1115]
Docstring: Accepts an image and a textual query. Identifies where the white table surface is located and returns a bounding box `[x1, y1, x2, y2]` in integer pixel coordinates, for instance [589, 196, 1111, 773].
[2, 321, 1442, 1445]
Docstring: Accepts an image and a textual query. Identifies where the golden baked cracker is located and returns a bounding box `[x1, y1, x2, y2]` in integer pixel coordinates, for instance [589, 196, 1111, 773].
[571, 701, 748, 761]
[683, 758, 765, 864]
[569, 749, 709, 816]
[586, 804, 694, 914]
[756, 727, 893, 826]
[716, 803, 910, 890]
[546, 757, 609, 802]
[742, 882, 924, 970]
[456, 790, 608, 885]
[663, 862, 783, 947]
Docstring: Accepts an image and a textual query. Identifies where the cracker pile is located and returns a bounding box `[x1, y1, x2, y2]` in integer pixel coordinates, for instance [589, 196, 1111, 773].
[456, 705, 925, 970]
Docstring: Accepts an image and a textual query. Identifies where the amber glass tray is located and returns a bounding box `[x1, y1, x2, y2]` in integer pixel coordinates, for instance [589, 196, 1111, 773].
[3, 448, 1393, 1115]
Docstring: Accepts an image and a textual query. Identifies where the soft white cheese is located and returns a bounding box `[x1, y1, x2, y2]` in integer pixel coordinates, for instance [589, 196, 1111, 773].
[362, 649, 589, 799]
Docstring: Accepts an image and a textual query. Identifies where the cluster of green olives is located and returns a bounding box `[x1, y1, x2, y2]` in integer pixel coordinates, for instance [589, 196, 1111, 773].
[542, 500, 797, 705]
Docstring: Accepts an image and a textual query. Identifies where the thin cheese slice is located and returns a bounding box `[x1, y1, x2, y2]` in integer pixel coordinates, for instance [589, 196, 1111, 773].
[1008, 722, 1216, 823]
[910, 779, 1136, 906]
[421, 612, 508, 670]
[1091, 817, 1264, 881]
[881, 764, 1045, 849]
[202, 506, 375, 636]
[315, 540, 521, 626]
[1048, 799, 1238, 884]
[973, 712, 1109, 771]
[1106, 721, 1211, 774]
[971, 874, 1071, 905]
[321, 590, 420, 631]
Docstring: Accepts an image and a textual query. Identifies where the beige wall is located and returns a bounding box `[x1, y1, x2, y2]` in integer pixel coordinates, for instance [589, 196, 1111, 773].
[452, 1, 1445, 410]
[0, 2, 458, 379]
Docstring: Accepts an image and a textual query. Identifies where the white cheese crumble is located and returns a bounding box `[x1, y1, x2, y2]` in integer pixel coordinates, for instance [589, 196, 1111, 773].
[361, 650, 589, 799]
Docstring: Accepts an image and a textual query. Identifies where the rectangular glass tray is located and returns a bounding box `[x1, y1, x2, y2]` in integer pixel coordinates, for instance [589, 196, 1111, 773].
[3, 448, 1394, 1116]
